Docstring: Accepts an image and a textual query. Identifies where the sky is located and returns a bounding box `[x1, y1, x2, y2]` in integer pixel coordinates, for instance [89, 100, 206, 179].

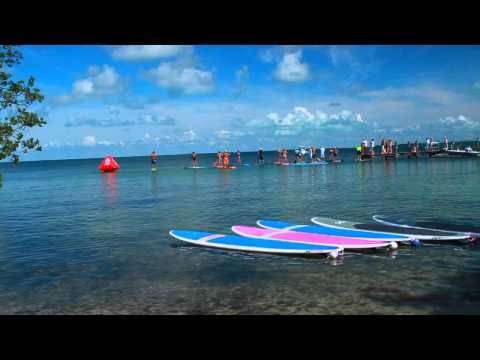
[7, 45, 480, 160]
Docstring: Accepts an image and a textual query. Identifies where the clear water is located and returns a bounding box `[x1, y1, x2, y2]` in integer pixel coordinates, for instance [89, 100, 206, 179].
[0, 151, 479, 314]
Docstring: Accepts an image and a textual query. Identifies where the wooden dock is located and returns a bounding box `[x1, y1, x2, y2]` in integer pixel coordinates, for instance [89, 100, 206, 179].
[360, 150, 447, 160]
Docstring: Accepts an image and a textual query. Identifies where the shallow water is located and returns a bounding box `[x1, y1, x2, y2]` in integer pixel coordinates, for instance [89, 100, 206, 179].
[0, 151, 479, 314]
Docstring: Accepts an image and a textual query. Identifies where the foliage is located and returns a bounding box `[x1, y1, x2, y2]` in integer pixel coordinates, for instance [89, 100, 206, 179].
[1, 45, 46, 164]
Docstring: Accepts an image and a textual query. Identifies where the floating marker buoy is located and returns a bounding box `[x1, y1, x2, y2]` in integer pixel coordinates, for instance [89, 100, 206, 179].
[99, 155, 120, 172]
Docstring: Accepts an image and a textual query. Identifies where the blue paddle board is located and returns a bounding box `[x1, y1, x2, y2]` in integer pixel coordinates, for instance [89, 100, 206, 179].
[169, 230, 343, 257]
[256, 219, 410, 240]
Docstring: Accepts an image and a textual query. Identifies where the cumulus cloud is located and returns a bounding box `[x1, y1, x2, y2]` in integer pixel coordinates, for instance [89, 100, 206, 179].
[59, 65, 126, 103]
[65, 114, 175, 127]
[247, 106, 365, 136]
[274, 51, 310, 83]
[181, 129, 197, 142]
[109, 45, 192, 61]
[141, 61, 214, 95]
[439, 115, 479, 128]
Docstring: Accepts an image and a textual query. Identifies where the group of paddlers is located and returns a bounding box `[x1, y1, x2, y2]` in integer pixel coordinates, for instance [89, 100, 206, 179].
[214, 150, 240, 168]
[275, 146, 339, 163]
[357, 138, 398, 160]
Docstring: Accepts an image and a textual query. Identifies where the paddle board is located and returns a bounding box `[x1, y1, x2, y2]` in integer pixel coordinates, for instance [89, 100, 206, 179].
[231, 225, 396, 250]
[257, 219, 410, 241]
[275, 161, 328, 166]
[169, 230, 343, 257]
[214, 166, 236, 170]
[311, 216, 472, 241]
[184, 166, 206, 169]
[372, 215, 479, 241]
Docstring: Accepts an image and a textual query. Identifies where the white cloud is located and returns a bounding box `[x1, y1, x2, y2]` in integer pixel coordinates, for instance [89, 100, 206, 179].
[181, 129, 197, 142]
[73, 79, 94, 96]
[274, 51, 310, 83]
[61, 65, 126, 103]
[439, 115, 479, 128]
[248, 106, 365, 135]
[144, 132, 151, 140]
[82, 136, 97, 146]
[97, 140, 113, 146]
[142, 62, 214, 95]
[328, 46, 359, 67]
[215, 129, 232, 139]
[109, 45, 192, 61]
[235, 65, 249, 81]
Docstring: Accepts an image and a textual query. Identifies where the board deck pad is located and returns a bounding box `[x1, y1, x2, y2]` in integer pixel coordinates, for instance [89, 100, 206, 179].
[257, 219, 409, 240]
[169, 230, 341, 255]
[231, 226, 393, 249]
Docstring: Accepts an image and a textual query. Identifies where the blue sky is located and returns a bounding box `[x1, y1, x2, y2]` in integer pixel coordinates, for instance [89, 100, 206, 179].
[10, 45, 480, 160]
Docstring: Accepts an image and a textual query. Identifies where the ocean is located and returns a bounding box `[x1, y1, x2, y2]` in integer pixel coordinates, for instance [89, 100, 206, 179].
[0, 150, 479, 314]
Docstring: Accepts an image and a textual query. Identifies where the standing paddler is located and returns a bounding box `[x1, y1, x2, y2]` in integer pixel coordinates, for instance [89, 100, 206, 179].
[150, 150, 158, 170]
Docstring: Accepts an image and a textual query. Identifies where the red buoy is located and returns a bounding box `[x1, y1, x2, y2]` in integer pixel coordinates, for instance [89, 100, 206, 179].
[99, 155, 120, 172]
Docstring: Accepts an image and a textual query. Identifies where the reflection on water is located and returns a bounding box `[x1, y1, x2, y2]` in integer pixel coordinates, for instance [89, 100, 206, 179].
[101, 172, 118, 205]
[150, 170, 159, 199]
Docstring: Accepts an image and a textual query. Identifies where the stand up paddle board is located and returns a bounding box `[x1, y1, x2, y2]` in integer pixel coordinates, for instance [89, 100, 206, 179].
[372, 215, 479, 241]
[275, 161, 328, 166]
[214, 166, 237, 170]
[311, 216, 473, 241]
[257, 219, 411, 241]
[184, 166, 206, 169]
[231, 226, 396, 250]
[169, 230, 342, 257]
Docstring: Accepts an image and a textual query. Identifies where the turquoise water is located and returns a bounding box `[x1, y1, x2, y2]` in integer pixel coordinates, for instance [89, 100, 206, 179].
[0, 151, 479, 314]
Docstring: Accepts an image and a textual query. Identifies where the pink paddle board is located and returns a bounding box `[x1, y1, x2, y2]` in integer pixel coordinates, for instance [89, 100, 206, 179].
[231, 225, 397, 250]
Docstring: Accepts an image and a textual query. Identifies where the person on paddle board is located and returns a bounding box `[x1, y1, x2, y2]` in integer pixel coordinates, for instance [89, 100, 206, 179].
[150, 151, 158, 165]
[355, 144, 362, 160]
[236, 150, 241, 165]
[223, 150, 230, 168]
[257, 148, 264, 165]
[192, 152, 199, 167]
[215, 151, 222, 167]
